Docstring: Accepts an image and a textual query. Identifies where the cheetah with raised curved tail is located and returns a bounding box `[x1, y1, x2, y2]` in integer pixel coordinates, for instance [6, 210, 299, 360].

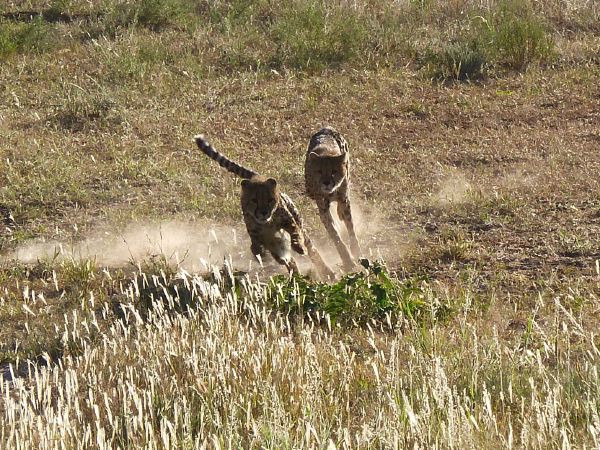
[195, 134, 334, 279]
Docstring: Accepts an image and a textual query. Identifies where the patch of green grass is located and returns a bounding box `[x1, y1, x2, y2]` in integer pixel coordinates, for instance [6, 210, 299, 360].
[480, 0, 556, 70]
[365, 8, 419, 67]
[50, 85, 121, 132]
[98, 32, 197, 81]
[422, 0, 555, 81]
[203, 0, 274, 30]
[424, 38, 487, 81]
[0, 257, 84, 365]
[43, 0, 72, 21]
[0, 17, 57, 60]
[106, 0, 192, 32]
[0, 145, 96, 226]
[556, 230, 595, 257]
[0, 0, 558, 75]
[269, 1, 368, 72]
[217, 25, 273, 72]
[75, 0, 193, 39]
[61, 257, 97, 295]
[430, 227, 475, 263]
[447, 189, 526, 228]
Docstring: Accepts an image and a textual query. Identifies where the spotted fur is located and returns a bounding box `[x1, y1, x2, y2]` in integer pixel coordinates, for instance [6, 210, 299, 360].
[195, 135, 334, 278]
[305, 127, 360, 269]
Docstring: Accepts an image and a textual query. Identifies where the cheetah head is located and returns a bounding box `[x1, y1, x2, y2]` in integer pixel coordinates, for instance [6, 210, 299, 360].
[308, 152, 348, 194]
[241, 177, 280, 224]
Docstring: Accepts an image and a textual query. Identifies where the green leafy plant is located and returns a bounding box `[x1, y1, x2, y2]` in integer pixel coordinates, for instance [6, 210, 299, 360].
[266, 259, 446, 326]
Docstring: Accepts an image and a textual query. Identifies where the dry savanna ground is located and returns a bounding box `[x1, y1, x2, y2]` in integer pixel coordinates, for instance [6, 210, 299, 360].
[0, 0, 600, 448]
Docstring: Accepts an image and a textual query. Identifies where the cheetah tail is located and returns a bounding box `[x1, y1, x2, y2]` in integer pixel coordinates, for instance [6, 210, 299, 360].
[194, 134, 258, 180]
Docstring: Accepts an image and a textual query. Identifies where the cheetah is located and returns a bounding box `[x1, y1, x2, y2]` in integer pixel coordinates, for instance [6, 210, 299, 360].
[305, 127, 360, 270]
[195, 134, 334, 279]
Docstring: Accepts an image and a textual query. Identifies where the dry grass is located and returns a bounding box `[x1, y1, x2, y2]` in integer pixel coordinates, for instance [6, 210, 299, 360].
[1, 0, 600, 447]
[1, 268, 600, 447]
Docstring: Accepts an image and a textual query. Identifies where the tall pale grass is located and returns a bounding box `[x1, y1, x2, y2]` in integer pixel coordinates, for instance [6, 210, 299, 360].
[1, 266, 599, 448]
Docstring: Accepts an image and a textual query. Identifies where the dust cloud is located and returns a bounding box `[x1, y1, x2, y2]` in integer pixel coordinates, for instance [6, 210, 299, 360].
[498, 167, 537, 190]
[8, 221, 256, 272]
[434, 170, 472, 206]
[307, 198, 415, 271]
[7, 202, 414, 276]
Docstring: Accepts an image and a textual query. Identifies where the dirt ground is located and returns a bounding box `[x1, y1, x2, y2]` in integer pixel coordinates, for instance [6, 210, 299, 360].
[2, 65, 600, 292]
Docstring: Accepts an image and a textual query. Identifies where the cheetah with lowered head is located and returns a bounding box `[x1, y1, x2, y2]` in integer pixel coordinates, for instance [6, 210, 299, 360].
[305, 127, 361, 270]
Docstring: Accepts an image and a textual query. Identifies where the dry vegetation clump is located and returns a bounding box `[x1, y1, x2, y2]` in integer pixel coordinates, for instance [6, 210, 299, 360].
[1, 0, 600, 447]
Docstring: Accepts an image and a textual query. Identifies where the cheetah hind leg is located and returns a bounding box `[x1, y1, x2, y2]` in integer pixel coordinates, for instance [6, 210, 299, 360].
[337, 197, 361, 258]
[286, 258, 300, 275]
[272, 253, 300, 276]
[304, 233, 336, 281]
[317, 198, 355, 271]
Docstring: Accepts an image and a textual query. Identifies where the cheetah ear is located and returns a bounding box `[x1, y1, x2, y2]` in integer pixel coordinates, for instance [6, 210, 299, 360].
[308, 151, 322, 160]
[266, 178, 277, 189]
[336, 153, 349, 164]
[241, 179, 250, 188]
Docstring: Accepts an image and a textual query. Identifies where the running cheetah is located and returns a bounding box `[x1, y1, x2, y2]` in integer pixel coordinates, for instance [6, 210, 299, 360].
[305, 127, 360, 270]
[195, 134, 334, 279]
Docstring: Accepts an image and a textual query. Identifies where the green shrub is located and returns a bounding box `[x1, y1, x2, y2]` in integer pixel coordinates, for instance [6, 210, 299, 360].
[482, 0, 555, 70]
[269, 1, 368, 72]
[121, 259, 448, 328]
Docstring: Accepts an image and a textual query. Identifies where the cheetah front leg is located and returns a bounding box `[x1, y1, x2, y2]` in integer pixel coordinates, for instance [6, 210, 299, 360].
[316, 197, 355, 270]
[337, 196, 361, 258]
[246, 224, 268, 268]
